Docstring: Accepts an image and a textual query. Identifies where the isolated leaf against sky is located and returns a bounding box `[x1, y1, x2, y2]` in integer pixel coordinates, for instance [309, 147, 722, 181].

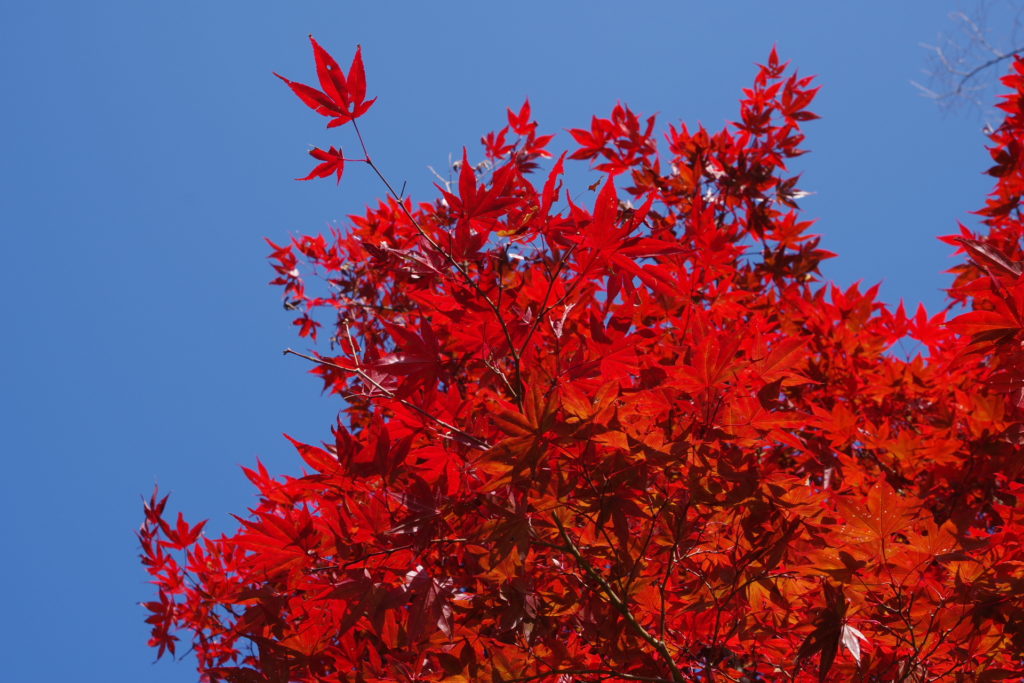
[274, 37, 375, 127]
[296, 146, 346, 184]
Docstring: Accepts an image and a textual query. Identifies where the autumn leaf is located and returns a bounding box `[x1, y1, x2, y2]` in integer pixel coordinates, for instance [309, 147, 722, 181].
[297, 146, 346, 184]
[840, 623, 868, 665]
[275, 37, 376, 127]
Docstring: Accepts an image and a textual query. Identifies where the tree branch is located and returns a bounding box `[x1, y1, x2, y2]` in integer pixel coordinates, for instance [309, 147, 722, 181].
[283, 348, 491, 449]
[552, 511, 687, 683]
[350, 119, 526, 406]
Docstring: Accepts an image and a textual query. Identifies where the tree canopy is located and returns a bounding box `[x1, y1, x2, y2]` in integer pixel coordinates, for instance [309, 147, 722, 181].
[140, 39, 1024, 681]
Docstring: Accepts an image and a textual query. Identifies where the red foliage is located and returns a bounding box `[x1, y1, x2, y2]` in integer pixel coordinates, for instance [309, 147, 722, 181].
[139, 40, 1024, 681]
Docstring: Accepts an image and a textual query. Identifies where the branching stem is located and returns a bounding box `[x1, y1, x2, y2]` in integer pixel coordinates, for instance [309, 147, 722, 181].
[283, 348, 491, 449]
[552, 511, 686, 683]
[350, 119, 525, 406]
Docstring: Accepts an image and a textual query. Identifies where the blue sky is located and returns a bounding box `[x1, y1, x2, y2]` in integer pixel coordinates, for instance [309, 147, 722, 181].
[0, 1, 1011, 680]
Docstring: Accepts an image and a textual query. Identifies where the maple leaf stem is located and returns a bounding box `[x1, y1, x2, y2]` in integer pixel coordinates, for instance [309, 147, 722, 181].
[552, 511, 687, 683]
[282, 348, 491, 449]
[483, 355, 518, 397]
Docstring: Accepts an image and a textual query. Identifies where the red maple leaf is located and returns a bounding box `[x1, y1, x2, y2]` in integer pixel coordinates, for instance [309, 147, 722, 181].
[296, 145, 346, 184]
[274, 37, 376, 127]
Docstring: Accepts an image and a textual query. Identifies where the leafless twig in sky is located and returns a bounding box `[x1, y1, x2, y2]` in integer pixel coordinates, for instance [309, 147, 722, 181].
[914, 0, 1024, 123]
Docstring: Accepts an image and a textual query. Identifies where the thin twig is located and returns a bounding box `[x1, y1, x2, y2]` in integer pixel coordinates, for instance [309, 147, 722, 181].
[283, 348, 491, 449]
[350, 119, 525, 406]
[553, 511, 686, 683]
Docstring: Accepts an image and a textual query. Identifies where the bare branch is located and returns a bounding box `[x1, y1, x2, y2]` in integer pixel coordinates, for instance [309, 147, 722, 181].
[918, 1, 1024, 119]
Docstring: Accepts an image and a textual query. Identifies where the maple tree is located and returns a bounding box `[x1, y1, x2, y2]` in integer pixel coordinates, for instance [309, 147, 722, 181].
[140, 38, 1024, 682]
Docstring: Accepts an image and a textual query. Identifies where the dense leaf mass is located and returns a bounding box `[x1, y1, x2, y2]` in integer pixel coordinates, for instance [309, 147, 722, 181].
[140, 42, 1024, 681]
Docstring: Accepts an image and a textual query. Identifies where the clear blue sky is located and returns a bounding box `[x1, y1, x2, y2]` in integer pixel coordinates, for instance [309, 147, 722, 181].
[0, 1, 1008, 680]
